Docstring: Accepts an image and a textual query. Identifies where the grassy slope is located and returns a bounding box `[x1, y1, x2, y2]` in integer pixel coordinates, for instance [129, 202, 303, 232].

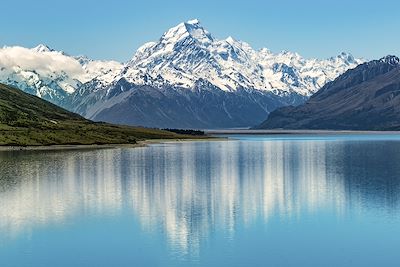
[0, 83, 197, 146]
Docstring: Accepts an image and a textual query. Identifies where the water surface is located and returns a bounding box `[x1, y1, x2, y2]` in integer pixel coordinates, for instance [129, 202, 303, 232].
[1, 134, 400, 266]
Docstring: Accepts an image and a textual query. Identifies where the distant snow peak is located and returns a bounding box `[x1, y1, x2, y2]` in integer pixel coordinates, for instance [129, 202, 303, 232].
[335, 51, 356, 63]
[186, 19, 200, 25]
[380, 55, 400, 65]
[32, 44, 54, 53]
[162, 19, 213, 46]
[74, 55, 92, 66]
[225, 36, 235, 43]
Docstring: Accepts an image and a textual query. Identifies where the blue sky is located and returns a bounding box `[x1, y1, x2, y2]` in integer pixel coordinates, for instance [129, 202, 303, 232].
[2, 0, 399, 61]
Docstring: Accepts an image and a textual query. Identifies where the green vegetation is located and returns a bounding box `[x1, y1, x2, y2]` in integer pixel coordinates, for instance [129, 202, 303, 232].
[163, 129, 205, 136]
[0, 83, 201, 146]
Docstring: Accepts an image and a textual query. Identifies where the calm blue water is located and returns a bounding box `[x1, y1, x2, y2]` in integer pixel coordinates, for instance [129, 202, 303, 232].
[1, 134, 400, 267]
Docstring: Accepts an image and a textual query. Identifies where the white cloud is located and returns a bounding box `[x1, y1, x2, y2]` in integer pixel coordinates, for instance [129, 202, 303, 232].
[0, 46, 88, 82]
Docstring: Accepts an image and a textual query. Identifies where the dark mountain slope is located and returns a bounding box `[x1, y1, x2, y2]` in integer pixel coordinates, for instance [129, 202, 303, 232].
[0, 83, 195, 146]
[74, 79, 305, 129]
[257, 56, 400, 130]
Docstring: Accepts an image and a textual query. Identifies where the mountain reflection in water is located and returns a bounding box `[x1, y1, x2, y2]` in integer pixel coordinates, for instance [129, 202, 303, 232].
[1, 137, 400, 256]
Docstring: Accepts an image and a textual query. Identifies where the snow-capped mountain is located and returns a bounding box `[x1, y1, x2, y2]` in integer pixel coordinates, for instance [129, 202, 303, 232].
[0, 45, 122, 107]
[0, 19, 364, 128]
[72, 19, 363, 128]
[117, 19, 362, 96]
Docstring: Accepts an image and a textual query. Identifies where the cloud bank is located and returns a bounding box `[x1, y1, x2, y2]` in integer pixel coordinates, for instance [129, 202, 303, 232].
[0, 46, 87, 81]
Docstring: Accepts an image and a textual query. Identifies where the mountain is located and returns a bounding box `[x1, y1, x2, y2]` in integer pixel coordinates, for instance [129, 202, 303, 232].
[257, 56, 400, 130]
[0, 83, 194, 146]
[123, 20, 360, 96]
[72, 20, 363, 128]
[0, 45, 123, 108]
[0, 20, 363, 128]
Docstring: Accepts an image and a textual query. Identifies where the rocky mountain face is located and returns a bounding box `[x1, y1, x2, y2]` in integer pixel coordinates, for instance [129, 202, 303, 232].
[0, 20, 363, 128]
[73, 79, 304, 128]
[257, 56, 400, 130]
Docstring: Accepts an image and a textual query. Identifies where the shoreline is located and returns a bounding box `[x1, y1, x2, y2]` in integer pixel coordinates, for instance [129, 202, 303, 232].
[206, 129, 400, 135]
[4, 129, 400, 151]
[0, 137, 222, 152]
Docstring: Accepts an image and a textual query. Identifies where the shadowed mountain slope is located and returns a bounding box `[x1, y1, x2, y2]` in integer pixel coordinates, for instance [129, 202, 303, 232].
[0, 83, 194, 145]
[258, 56, 400, 130]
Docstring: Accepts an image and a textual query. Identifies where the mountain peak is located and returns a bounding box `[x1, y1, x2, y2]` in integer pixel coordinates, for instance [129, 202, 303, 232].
[161, 19, 213, 45]
[32, 44, 54, 53]
[338, 51, 352, 57]
[336, 52, 356, 63]
[379, 55, 400, 65]
[74, 55, 92, 66]
[327, 52, 357, 64]
[186, 19, 200, 25]
[225, 36, 237, 44]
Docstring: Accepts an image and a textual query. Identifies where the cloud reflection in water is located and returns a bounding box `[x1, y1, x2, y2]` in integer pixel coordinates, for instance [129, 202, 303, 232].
[0, 138, 399, 255]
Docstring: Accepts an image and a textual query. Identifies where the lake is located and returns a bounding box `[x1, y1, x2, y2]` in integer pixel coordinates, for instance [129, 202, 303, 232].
[1, 134, 400, 266]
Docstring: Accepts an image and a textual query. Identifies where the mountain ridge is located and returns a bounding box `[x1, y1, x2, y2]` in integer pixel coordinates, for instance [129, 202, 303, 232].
[257, 56, 400, 130]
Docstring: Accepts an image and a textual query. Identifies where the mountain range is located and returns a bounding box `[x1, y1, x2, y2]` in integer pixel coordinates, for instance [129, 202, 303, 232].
[258, 56, 400, 130]
[0, 19, 363, 128]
